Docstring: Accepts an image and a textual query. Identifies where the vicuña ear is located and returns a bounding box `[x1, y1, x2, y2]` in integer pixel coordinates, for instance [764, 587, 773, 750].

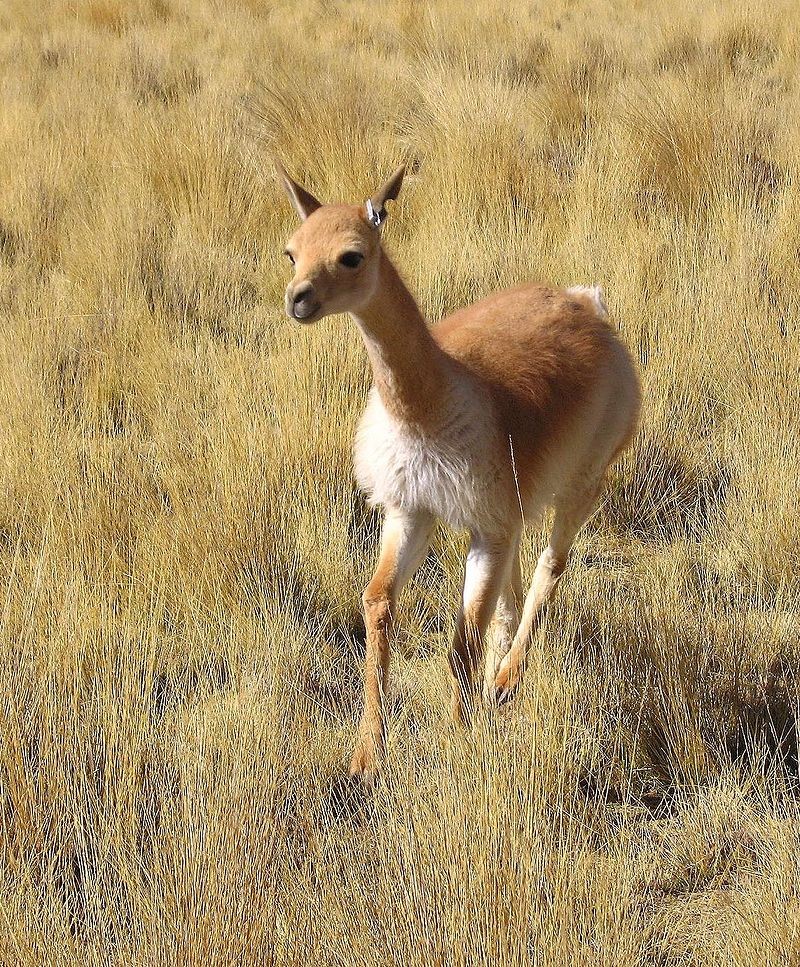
[366, 165, 405, 228]
[275, 161, 322, 221]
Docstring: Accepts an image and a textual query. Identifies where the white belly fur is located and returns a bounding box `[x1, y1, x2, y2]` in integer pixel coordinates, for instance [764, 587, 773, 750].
[353, 383, 516, 534]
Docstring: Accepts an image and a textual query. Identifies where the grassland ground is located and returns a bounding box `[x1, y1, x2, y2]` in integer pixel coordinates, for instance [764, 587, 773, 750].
[0, 0, 799, 963]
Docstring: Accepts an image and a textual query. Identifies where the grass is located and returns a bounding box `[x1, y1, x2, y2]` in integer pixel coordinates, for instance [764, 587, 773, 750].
[0, 0, 799, 962]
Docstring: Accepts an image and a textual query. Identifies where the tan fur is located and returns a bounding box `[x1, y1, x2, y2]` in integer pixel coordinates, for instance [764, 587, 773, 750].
[434, 284, 626, 499]
[278, 165, 642, 781]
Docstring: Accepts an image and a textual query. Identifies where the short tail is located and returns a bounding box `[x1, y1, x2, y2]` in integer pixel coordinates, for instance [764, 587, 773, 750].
[566, 283, 608, 321]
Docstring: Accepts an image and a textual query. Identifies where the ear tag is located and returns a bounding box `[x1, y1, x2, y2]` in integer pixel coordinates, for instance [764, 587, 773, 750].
[365, 199, 384, 228]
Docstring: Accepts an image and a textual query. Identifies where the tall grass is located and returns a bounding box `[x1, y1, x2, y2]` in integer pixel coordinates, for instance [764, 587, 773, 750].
[0, 0, 798, 963]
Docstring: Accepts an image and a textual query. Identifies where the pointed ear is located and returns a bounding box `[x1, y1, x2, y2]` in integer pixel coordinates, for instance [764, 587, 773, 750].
[275, 161, 322, 221]
[366, 165, 405, 227]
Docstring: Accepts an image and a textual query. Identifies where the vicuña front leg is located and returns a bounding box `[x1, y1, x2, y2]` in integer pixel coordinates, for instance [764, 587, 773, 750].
[449, 534, 516, 725]
[349, 508, 434, 782]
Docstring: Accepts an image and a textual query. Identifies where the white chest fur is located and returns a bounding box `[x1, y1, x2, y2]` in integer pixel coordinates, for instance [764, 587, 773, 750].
[353, 381, 515, 534]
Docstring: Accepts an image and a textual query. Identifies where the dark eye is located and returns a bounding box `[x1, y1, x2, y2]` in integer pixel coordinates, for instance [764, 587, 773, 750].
[339, 251, 363, 268]
[284, 250, 295, 265]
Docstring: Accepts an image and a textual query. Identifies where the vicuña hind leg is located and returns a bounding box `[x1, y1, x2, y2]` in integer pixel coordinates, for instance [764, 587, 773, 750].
[493, 473, 604, 704]
[483, 551, 522, 699]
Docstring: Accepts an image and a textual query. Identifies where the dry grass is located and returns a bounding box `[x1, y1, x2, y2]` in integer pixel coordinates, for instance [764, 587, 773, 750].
[0, 0, 799, 963]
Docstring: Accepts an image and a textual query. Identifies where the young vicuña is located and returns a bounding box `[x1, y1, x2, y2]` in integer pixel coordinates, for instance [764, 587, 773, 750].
[277, 163, 641, 781]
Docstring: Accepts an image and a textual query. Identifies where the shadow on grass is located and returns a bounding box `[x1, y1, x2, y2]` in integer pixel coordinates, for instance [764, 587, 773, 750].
[319, 772, 375, 830]
[604, 437, 730, 544]
[149, 654, 233, 722]
[570, 603, 800, 794]
[577, 770, 679, 820]
[723, 657, 799, 780]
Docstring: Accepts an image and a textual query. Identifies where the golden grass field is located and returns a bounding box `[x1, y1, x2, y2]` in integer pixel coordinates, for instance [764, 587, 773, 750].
[0, 0, 799, 962]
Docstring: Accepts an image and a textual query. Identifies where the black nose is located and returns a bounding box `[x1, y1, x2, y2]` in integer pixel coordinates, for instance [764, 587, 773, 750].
[292, 283, 315, 315]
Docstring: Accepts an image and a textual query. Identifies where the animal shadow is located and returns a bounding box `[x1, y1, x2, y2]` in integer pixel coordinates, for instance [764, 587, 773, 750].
[320, 772, 375, 829]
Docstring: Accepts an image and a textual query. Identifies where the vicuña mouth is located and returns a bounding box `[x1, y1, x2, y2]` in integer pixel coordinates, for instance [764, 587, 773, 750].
[291, 302, 321, 321]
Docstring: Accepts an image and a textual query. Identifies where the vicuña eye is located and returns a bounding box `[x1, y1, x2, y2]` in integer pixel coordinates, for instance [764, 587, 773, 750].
[284, 250, 295, 265]
[339, 251, 364, 268]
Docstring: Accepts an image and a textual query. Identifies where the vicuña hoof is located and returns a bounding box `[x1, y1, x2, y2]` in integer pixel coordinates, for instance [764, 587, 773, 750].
[348, 740, 380, 788]
[493, 658, 522, 706]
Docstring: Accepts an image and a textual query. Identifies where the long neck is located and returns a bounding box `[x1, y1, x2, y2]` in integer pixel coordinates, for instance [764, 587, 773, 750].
[350, 250, 446, 427]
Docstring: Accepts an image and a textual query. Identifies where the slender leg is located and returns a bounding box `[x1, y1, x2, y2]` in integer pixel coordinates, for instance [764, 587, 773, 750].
[349, 507, 435, 780]
[494, 473, 605, 703]
[483, 550, 523, 699]
[449, 533, 517, 725]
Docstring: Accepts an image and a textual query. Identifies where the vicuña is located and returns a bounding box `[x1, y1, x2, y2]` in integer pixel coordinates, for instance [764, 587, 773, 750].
[277, 163, 641, 781]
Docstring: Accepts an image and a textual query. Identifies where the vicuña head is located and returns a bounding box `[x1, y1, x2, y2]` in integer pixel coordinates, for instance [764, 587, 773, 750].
[278, 162, 405, 323]
[276, 161, 641, 787]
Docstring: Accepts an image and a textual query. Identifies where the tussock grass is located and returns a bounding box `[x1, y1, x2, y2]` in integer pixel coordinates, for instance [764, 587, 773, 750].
[0, 0, 799, 962]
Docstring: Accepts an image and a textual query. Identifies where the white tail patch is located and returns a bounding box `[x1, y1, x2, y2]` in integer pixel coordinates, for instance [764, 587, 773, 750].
[567, 284, 608, 320]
